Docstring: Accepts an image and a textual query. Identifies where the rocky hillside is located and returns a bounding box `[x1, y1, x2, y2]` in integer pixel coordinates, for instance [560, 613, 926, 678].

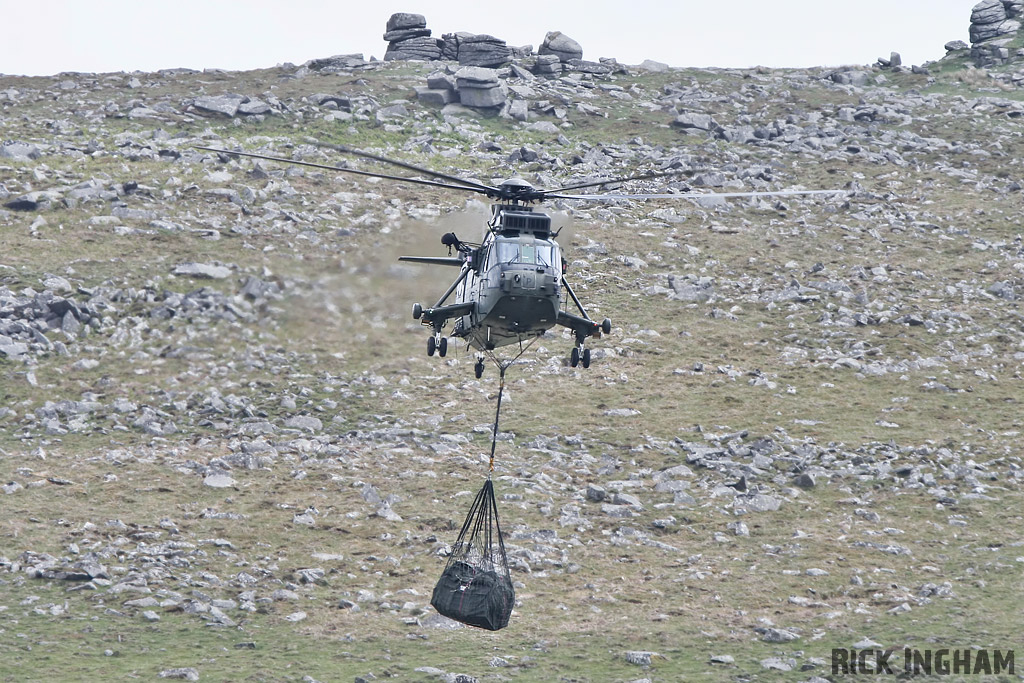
[1, 19, 1023, 683]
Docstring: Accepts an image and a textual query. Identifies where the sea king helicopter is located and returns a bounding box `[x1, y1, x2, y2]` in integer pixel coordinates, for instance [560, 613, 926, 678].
[197, 142, 840, 378]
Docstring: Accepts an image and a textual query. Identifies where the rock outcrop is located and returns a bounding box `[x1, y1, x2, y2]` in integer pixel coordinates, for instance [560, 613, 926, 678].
[383, 14, 576, 69]
[384, 13, 442, 61]
[444, 33, 513, 67]
[968, 0, 1024, 66]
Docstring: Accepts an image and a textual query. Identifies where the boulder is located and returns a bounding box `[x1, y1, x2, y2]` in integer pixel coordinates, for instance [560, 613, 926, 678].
[565, 59, 613, 75]
[971, 18, 1020, 43]
[538, 31, 583, 62]
[533, 54, 563, 75]
[637, 59, 671, 72]
[238, 98, 271, 115]
[193, 94, 245, 117]
[384, 36, 442, 61]
[304, 54, 367, 72]
[426, 71, 456, 91]
[456, 34, 512, 67]
[671, 112, 717, 131]
[454, 66, 500, 87]
[972, 0, 1007, 25]
[173, 262, 231, 279]
[5, 190, 63, 211]
[508, 99, 528, 121]
[458, 83, 507, 108]
[386, 12, 426, 32]
[454, 67, 505, 110]
[830, 70, 871, 86]
[415, 87, 455, 107]
[0, 142, 41, 161]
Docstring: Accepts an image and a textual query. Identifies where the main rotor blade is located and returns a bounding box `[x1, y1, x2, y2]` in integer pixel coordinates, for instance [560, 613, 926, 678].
[540, 168, 704, 195]
[545, 189, 848, 201]
[193, 146, 494, 196]
[313, 141, 498, 194]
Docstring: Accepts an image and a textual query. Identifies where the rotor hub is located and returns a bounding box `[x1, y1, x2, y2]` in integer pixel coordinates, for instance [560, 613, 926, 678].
[493, 177, 542, 202]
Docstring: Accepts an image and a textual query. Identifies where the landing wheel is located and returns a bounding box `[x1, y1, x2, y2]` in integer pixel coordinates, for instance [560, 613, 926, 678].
[601, 318, 612, 334]
[570, 347, 580, 368]
[474, 360, 484, 379]
[438, 336, 448, 358]
[412, 303, 422, 320]
[582, 348, 591, 369]
[427, 336, 436, 357]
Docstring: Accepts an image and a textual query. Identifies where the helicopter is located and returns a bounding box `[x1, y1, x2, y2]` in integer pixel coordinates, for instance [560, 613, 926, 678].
[196, 142, 841, 378]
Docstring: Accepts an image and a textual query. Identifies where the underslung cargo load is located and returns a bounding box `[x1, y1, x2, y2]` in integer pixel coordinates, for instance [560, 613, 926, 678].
[431, 478, 515, 631]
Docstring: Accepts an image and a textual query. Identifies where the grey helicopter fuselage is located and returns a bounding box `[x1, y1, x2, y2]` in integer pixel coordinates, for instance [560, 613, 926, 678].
[452, 206, 562, 351]
[403, 184, 611, 375]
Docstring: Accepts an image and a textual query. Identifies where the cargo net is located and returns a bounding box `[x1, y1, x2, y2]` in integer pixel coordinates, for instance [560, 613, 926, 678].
[430, 478, 515, 630]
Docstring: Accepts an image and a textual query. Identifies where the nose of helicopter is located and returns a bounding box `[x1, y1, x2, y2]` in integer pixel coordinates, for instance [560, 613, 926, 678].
[500, 263, 558, 295]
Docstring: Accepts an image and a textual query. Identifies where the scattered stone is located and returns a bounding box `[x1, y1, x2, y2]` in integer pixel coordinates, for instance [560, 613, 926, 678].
[283, 415, 322, 432]
[793, 473, 816, 488]
[0, 141, 42, 161]
[624, 651, 661, 666]
[760, 657, 795, 672]
[740, 494, 782, 513]
[173, 262, 231, 279]
[203, 474, 236, 488]
[854, 638, 884, 649]
[761, 627, 799, 643]
[671, 113, 717, 132]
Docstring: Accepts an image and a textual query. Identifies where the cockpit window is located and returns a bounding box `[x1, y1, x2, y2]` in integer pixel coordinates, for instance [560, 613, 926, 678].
[520, 242, 536, 264]
[491, 237, 560, 274]
[496, 239, 518, 264]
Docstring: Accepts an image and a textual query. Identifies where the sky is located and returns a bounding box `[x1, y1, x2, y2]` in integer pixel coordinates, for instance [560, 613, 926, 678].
[1, 0, 975, 77]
